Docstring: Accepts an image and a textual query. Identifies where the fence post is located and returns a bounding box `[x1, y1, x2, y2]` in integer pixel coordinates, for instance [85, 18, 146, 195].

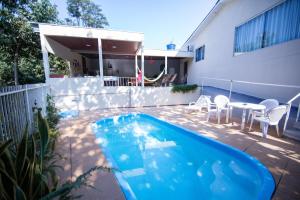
[25, 85, 32, 133]
[296, 102, 300, 122]
[129, 87, 132, 107]
[201, 80, 204, 95]
[41, 85, 45, 116]
[283, 103, 291, 133]
[229, 80, 233, 101]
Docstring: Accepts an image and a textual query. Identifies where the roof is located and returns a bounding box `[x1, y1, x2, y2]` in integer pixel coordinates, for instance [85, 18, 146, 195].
[39, 23, 144, 42]
[40, 23, 193, 58]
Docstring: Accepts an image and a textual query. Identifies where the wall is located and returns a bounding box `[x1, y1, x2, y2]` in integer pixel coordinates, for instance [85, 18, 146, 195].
[103, 58, 181, 78]
[48, 78, 200, 111]
[185, 0, 300, 103]
[46, 37, 83, 76]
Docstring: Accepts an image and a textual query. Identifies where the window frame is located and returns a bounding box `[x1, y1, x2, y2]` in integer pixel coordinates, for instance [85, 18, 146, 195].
[195, 45, 205, 62]
[233, 0, 299, 56]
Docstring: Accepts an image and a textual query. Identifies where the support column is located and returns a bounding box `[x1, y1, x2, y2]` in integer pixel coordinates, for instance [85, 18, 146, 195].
[135, 54, 138, 86]
[165, 56, 168, 74]
[40, 34, 50, 83]
[98, 38, 104, 86]
[141, 46, 145, 87]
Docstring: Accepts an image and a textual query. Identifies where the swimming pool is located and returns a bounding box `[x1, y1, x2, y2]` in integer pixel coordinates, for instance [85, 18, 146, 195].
[92, 114, 275, 200]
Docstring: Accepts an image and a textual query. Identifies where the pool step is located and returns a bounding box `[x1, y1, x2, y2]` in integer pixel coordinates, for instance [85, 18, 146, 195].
[145, 141, 176, 150]
[122, 168, 145, 178]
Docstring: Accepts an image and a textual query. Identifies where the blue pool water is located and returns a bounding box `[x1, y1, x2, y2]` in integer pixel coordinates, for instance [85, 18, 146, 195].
[92, 114, 275, 200]
[59, 110, 79, 119]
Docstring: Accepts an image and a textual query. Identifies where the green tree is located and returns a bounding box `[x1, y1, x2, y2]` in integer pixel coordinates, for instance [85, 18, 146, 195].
[0, 0, 59, 86]
[66, 0, 109, 28]
[29, 0, 59, 23]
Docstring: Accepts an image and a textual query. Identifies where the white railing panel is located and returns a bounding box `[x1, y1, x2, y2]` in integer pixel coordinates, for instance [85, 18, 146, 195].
[104, 76, 136, 87]
[0, 84, 48, 143]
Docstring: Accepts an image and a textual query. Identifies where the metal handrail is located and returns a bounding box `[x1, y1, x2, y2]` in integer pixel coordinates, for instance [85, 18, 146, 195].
[200, 76, 300, 89]
[0, 84, 47, 96]
[284, 93, 300, 132]
[287, 93, 300, 104]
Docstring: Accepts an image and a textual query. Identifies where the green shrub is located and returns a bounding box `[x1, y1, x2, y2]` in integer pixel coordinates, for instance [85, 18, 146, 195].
[0, 110, 110, 199]
[46, 94, 60, 130]
[171, 84, 198, 93]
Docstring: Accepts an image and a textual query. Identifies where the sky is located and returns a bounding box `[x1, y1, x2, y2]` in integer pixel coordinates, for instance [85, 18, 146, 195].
[51, 0, 218, 49]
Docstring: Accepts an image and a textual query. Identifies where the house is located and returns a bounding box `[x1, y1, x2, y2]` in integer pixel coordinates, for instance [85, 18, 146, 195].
[39, 24, 193, 86]
[38, 0, 300, 111]
[182, 0, 300, 104]
[38, 24, 196, 110]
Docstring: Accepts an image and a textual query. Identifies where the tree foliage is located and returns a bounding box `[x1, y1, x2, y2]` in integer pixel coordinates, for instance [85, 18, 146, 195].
[49, 54, 70, 76]
[0, 0, 59, 86]
[66, 0, 109, 28]
[0, 0, 109, 86]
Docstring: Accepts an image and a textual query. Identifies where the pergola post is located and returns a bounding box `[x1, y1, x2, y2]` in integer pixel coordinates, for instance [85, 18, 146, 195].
[165, 56, 168, 74]
[141, 45, 145, 87]
[135, 54, 138, 86]
[98, 38, 104, 86]
[40, 34, 50, 83]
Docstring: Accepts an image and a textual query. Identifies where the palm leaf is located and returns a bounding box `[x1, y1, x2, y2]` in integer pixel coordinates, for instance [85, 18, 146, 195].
[0, 140, 13, 157]
[37, 111, 49, 162]
[15, 185, 27, 200]
[15, 125, 28, 181]
[40, 165, 111, 200]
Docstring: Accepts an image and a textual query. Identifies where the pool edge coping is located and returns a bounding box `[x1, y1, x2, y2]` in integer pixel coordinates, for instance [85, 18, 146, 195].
[91, 112, 276, 200]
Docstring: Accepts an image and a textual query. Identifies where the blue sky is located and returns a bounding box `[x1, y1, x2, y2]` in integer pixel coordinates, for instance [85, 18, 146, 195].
[51, 0, 218, 49]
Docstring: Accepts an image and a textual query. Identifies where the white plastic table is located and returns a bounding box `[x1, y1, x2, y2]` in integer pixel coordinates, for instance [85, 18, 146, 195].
[229, 102, 266, 130]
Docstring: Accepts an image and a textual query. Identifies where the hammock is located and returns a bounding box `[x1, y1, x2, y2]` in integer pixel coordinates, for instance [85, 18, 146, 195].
[137, 65, 166, 83]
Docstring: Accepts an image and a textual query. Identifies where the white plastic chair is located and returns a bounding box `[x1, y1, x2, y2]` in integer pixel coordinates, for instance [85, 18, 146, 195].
[207, 95, 231, 124]
[249, 105, 287, 138]
[247, 99, 279, 123]
[187, 95, 212, 112]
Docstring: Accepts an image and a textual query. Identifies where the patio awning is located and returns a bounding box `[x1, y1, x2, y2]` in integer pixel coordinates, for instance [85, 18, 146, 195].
[47, 35, 141, 55]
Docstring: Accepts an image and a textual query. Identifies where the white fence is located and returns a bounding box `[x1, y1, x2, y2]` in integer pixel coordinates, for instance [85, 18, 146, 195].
[48, 77, 200, 111]
[0, 84, 48, 143]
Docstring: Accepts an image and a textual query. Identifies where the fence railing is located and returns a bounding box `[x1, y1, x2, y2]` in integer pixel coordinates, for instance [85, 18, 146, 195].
[0, 84, 48, 143]
[104, 76, 137, 86]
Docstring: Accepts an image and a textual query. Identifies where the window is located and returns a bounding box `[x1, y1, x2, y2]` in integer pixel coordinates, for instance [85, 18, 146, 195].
[195, 45, 205, 62]
[234, 0, 300, 54]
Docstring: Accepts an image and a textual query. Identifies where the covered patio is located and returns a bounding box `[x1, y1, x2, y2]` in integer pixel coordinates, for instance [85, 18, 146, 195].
[39, 24, 193, 87]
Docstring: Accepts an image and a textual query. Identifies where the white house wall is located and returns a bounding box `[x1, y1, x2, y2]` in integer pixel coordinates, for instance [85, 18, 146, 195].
[185, 0, 300, 103]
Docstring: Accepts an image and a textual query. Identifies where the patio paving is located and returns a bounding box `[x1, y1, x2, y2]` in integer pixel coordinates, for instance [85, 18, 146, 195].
[56, 105, 300, 200]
